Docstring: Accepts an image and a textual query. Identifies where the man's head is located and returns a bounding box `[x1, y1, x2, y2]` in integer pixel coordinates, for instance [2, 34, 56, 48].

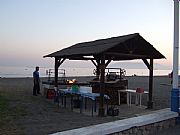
[36, 66, 39, 71]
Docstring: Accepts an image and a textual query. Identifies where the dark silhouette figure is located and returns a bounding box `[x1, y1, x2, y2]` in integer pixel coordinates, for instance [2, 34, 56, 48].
[33, 66, 40, 96]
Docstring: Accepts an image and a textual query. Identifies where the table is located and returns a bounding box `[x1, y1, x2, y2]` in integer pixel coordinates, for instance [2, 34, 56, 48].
[58, 88, 110, 116]
[118, 89, 149, 106]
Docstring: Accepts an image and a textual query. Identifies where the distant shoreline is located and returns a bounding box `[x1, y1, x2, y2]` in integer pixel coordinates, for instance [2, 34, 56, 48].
[0, 65, 173, 78]
[0, 75, 170, 79]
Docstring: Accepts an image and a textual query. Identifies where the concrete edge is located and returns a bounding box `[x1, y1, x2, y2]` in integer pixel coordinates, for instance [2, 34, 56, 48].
[51, 108, 178, 135]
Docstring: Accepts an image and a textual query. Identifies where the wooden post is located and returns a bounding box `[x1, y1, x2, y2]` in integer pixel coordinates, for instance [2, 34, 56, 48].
[98, 55, 105, 117]
[55, 58, 59, 87]
[148, 59, 153, 109]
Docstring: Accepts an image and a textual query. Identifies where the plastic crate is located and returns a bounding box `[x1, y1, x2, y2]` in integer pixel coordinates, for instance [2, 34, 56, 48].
[47, 89, 55, 99]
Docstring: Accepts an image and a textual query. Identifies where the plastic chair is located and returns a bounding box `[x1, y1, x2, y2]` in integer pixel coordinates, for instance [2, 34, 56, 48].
[135, 88, 144, 106]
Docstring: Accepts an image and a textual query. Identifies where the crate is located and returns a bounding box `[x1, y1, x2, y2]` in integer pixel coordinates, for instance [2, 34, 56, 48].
[47, 89, 55, 99]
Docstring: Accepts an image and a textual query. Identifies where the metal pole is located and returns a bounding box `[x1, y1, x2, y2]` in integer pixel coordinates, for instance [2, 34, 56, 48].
[171, 0, 179, 112]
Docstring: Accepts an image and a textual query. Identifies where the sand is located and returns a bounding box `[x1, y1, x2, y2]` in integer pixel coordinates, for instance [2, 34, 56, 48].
[0, 76, 175, 135]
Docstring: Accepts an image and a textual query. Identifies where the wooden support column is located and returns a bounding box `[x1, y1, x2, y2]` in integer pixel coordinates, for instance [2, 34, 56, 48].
[148, 59, 153, 109]
[142, 59, 154, 109]
[98, 55, 105, 117]
[55, 57, 59, 87]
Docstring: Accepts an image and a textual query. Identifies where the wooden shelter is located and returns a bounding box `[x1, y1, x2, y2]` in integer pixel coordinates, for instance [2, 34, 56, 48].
[44, 33, 165, 116]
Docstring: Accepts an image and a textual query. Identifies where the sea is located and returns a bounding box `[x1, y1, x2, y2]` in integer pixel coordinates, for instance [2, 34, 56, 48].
[0, 66, 173, 78]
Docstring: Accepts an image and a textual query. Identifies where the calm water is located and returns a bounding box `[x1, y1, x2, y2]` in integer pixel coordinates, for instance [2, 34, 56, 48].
[0, 66, 172, 78]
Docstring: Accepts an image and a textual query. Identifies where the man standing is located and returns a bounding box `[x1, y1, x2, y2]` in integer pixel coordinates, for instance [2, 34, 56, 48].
[33, 66, 40, 96]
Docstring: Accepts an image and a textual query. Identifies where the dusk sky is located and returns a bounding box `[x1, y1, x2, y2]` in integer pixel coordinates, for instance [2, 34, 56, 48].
[0, 0, 175, 69]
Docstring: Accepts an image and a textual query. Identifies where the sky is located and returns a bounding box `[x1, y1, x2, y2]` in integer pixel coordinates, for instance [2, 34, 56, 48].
[0, 0, 176, 69]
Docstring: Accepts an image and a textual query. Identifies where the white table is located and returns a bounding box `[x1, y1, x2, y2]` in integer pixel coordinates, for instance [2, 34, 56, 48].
[118, 89, 149, 106]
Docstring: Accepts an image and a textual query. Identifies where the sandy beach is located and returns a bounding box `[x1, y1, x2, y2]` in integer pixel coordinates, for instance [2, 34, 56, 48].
[0, 76, 175, 135]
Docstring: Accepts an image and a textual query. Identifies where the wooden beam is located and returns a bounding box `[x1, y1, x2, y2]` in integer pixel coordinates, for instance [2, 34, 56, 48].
[91, 60, 97, 67]
[142, 59, 150, 70]
[105, 59, 112, 67]
[69, 57, 94, 60]
[105, 52, 152, 58]
[57, 58, 66, 67]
